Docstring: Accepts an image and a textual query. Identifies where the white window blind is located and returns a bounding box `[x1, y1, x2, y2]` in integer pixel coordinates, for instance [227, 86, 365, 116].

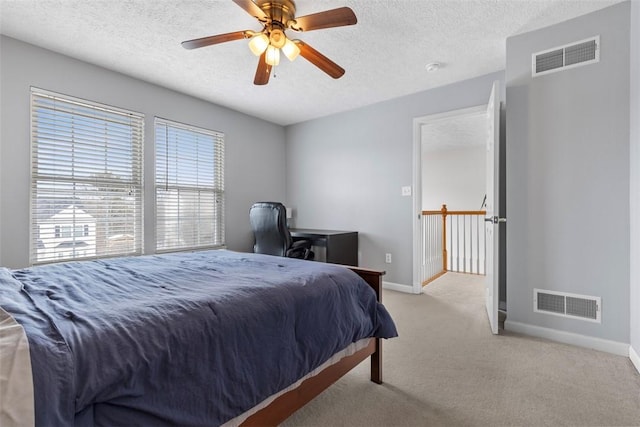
[30, 88, 144, 264]
[155, 118, 225, 252]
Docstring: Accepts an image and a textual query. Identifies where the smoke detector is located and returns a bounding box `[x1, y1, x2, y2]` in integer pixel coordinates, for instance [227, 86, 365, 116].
[425, 62, 441, 72]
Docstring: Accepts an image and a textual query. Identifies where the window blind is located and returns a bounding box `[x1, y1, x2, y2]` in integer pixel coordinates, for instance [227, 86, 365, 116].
[30, 88, 144, 264]
[155, 118, 225, 252]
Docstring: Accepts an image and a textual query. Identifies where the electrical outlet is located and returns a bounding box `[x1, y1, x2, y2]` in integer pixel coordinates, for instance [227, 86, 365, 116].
[401, 186, 412, 196]
[385, 253, 392, 263]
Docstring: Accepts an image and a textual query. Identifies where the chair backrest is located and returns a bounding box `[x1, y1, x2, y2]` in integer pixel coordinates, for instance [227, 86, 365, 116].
[249, 202, 292, 257]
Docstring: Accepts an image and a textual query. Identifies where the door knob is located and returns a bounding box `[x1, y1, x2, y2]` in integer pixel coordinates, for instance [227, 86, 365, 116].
[485, 216, 507, 224]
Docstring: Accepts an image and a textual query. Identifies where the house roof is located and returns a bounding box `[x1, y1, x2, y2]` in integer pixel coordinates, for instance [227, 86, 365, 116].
[34, 198, 87, 221]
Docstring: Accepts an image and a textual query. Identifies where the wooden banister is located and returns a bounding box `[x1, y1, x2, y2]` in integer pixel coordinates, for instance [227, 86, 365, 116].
[421, 204, 488, 284]
[421, 208, 487, 216]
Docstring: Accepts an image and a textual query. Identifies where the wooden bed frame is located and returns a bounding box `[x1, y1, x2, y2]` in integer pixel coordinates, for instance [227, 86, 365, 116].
[241, 267, 385, 426]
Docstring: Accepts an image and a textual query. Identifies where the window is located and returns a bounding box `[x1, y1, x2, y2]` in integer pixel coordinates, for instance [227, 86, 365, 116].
[30, 88, 144, 264]
[155, 118, 225, 252]
[58, 225, 87, 239]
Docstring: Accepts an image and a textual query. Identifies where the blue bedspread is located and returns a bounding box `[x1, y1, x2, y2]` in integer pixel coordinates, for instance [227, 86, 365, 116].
[0, 250, 397, 426]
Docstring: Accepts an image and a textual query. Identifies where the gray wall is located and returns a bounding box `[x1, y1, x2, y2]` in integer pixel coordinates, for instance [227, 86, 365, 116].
[0, 36, 286, 268]
[506, 2, 631, 343]
[630, 0, 640, 359]
[285, 71, 504, 287]
[422, 146, 486, 211]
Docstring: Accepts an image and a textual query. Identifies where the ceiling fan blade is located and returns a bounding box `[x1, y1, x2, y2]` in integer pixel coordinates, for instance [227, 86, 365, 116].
[232, 0, 268, 21]
[289, 7, 357, 32]
[182, 31, 250, 50]
[296, 41, 345, 79]
[254, 52, 272, 85]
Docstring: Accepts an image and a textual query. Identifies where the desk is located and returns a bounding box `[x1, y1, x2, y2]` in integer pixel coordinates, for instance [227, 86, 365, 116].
[289, 229, 358, 266]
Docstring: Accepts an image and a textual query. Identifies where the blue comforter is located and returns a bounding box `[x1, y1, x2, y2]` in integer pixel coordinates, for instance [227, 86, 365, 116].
[0, 250, 397, 426]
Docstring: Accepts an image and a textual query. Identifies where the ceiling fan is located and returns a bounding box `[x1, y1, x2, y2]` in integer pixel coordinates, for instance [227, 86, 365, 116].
[181, 0, 357, 85]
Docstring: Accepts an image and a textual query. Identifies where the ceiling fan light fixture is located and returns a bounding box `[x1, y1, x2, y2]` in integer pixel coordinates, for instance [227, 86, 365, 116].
[265, 45, 280, 66]
[248, 33, 269, 56]
[282, 38, 300, 61]
[269, 29, 287, 49]
[182, 0, 358, 85]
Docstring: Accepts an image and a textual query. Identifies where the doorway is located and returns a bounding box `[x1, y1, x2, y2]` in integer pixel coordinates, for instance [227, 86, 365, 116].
[412, 81, 505, 334]
[411, 104, 487, 294]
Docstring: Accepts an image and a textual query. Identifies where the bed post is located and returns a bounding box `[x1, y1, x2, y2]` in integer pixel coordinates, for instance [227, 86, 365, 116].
[347, 266, 385, 384]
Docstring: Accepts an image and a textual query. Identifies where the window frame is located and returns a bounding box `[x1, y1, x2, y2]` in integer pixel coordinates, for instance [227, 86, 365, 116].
[30, 88, 144, 264]
[154, 117, 225, 253]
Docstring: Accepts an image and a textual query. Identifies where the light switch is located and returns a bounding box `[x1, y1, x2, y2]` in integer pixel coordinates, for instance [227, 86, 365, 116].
[401, 186, 412, 196]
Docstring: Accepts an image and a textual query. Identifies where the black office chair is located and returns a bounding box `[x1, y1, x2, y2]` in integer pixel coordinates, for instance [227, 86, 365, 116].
[249, 202, 314, 260]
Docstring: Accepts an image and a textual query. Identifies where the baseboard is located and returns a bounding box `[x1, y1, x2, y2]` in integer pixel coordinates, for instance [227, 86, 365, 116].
[504, 320, 629, 356]
[383, 281, 416, 294]
[630, 345, 640, 374]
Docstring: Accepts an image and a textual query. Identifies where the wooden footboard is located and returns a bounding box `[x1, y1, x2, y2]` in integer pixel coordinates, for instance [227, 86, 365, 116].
[347, 266, 385, 384]
[240, 267, 385, 426]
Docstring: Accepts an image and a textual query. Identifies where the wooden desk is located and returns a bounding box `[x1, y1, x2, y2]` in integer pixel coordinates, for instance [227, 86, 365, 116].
[289, 229, 358, 266]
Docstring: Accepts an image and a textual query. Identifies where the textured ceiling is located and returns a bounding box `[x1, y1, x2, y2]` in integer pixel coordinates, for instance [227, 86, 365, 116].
[0, 0, 621, 125]
[422, 111, 486, 153]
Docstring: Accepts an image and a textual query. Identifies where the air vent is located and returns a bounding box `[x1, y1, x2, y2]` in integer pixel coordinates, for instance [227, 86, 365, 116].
[532, 36, 599, 77]
[533, 289, 601, 323]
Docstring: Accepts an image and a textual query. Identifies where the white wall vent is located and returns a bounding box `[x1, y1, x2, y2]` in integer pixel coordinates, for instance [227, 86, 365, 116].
[532, 36, 600, 77]
[533, 289, 601, 323]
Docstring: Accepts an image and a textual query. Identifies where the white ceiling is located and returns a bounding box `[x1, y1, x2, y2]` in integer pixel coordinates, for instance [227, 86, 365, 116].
[422, 111, 486, 153]
[0, 0, 621, 126]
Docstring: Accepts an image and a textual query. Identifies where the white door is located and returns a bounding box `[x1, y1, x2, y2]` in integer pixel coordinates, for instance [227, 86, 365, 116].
[485, 81, 501, 334]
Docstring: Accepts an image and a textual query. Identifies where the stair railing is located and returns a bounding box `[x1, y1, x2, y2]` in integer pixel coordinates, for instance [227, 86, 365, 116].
[421, 204, 486, 285]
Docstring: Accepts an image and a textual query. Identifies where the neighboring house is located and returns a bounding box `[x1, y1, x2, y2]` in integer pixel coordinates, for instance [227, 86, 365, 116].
[36, 202, 96, 261]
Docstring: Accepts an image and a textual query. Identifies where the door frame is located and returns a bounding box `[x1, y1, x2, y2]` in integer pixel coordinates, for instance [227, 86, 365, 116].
[412, 105, 487, 294]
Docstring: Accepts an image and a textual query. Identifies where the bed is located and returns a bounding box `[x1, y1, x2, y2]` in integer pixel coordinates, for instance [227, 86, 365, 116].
[0, 249, 397, 426]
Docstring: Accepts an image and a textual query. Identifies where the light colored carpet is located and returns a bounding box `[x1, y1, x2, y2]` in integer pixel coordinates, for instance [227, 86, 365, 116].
[282, 272, 640, 426]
